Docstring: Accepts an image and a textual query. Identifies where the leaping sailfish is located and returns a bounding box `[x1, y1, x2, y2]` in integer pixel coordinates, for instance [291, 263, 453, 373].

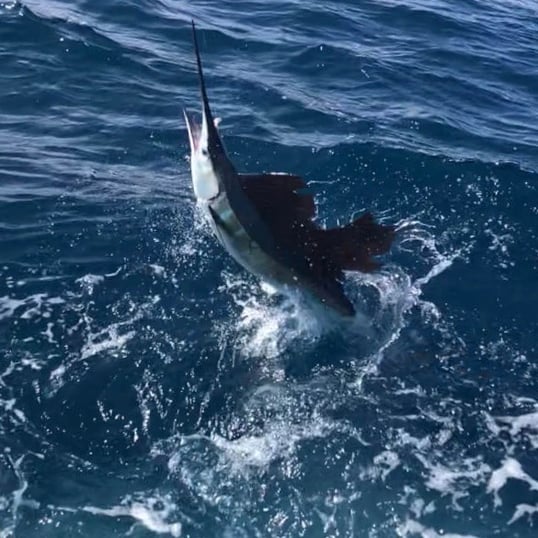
[183, 21, 395, 316]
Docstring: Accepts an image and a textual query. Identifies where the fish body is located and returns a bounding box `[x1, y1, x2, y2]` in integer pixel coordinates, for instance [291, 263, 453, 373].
[184, 22, 395, 316]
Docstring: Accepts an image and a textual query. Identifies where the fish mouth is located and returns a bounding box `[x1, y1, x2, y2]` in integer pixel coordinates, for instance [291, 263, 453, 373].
[183, 109, 202, 152]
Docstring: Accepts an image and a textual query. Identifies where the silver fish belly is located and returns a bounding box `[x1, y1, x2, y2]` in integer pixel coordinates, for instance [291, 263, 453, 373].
[205, 194, 295, 286]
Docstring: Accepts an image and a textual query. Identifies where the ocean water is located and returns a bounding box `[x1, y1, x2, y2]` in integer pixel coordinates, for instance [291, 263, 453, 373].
[1, 0, 537, 536]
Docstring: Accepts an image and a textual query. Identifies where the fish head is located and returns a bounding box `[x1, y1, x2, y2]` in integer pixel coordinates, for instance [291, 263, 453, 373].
[184, 21, 233, 201]
[184, 110, 222, 200]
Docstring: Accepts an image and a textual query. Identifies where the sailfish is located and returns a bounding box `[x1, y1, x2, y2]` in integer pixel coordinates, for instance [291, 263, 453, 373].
[183, 22, 395, 317]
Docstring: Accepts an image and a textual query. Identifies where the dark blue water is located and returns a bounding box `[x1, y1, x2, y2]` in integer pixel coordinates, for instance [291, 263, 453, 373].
[1, 0, 537, 536]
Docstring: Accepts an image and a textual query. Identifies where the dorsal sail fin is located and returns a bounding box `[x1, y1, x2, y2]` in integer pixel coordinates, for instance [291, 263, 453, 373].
[239, 173, 395, 275]
[238, 173, 316, 224]
[312, 213, 396, 273]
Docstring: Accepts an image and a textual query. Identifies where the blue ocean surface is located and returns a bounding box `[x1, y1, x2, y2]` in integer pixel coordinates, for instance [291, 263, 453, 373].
[1, 0, 537, 536]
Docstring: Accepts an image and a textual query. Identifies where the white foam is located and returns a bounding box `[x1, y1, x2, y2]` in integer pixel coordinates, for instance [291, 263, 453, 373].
[373, 450, 400, 481]
[210, 417, 330, 469]
[394, 428, 431, 452]
[41, 322, 55, 344]
[0, 294, 64, 321]
[402, 493, 436, 520]
[0, 361, 16, 386]
[0, 296, 25, 320]
[105, 266, 123, 277]
[82, 495, 182, 537]
[76, 305, 141, 361]
[508, 503, 538, 525]
[0, 398, 26, 424]
[350, 230, 460, 372]
[76, 274, 105, 294]
[50, 364, 66, 382]
[0, 453, 31, 538]
[398, 519, 479, 538]
[495, 410, 538, 448]
[149, 264, 166, 276]
[220, 272, 327, 360]
[81, 327, 135, 360]
[487, 458, 538, 507]
[416, 454, 490, 511]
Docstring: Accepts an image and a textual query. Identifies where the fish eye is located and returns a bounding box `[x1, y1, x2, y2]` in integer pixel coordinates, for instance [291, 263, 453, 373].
[201, 148, 209, 157]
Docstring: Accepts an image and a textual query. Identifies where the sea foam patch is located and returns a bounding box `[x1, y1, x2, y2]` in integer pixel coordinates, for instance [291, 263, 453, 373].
[487, 458, 538, 508]
[81, 494, 182, 537]
[494, 409, 538, 449]
[0, 293, 65, 321]
[398, 518, 479, 538]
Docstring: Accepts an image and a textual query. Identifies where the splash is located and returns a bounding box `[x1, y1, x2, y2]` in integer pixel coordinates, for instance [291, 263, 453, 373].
[210, 414, 332, 470]
[218, 271, 329, 360]
[213, 217, 459, 368]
